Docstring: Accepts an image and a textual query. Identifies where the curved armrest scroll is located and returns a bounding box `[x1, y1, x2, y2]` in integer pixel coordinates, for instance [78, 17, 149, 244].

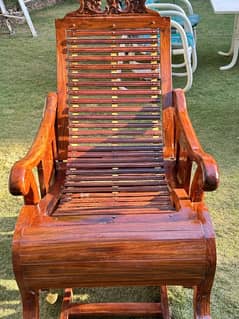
[173, 89, 219, 193]
[9, 92, 58, 204]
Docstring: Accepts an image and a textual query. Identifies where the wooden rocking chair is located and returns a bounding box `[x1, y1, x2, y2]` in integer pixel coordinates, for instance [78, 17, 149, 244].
[9, 1, 219, 318]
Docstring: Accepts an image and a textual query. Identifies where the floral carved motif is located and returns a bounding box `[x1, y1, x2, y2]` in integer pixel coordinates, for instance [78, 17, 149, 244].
[67, 0, 147, 16]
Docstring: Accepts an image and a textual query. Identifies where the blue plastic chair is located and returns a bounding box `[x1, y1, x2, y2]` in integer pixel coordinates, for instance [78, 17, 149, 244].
[146, 3, 197, 91]
[146, 0, 200, 39]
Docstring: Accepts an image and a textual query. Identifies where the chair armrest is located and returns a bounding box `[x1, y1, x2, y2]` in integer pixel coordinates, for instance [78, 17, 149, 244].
[9, 92, 58, 204]
[173, 89, 219, 200]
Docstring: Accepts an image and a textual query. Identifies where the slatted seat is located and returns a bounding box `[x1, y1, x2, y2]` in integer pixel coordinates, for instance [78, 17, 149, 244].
[9, 1, 219, 319]
[54, 26, 172, 218]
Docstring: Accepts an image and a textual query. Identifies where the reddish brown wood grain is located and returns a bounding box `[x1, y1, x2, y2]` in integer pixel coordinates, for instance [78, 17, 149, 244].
[173, 89, 219, 201]
[9, 92, 57, 204]
[9, 3, 218, 319]
[65, 302, 162, 317]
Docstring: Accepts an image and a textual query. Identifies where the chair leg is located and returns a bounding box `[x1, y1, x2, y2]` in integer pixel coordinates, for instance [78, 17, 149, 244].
[21, 290, 39, 319]
[60, 288, 73, 319]
[193, 284, 212, 319]
[160, 286, 170, 319]
[193, 234, 216, 319]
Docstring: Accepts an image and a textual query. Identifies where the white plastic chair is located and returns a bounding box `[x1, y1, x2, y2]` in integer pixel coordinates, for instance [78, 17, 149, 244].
[146, 0, 200, 39]
[147, 4, 197, 91]
[160, 9, 197, 72]
[171, 19, 194, 91]
[171, 0, 200, 39]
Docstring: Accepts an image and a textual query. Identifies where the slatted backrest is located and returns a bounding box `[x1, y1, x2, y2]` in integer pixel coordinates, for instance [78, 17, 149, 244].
[56, 3, 173, 161]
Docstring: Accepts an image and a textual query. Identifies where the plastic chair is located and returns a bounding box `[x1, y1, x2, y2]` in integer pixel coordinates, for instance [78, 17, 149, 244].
[172, 0, 200, 37]
[146, 0, 200, 39]
[147, 4, 197, 91]
[160, 9, 197, 72]
[171, 19, 195, 91]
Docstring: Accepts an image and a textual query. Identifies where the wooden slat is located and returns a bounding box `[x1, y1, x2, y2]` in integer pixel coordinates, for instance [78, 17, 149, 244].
[67, 158, 163, 165]
[69, 106, 160, 113]
[63, 185, 168, 194]
[65, 175, 165, 182]
[64, 180, 167, 187]
[66, 55, 159, 62]
[69, 122, 161, 132]
[55, 208, 173, 216]
[65, 168, 165, 175]
[57, 202, 172, 211]
[68, 72, 159, 80]
[58, 203, 172, 213]
[68, 115, 160, 121]
[68, 90, 159, 96]
[68, 129, 161, 136]
[60, 191, 168, 198]
[69, 136, 162, 143]
[68, 146, 162, 152]
[58, 198, 171, 206]
[67, 153, 163, 159]
[67, 155, 162, 162]
[68, 81, 160, 88]
[66, 37, 157, 44]
[58, 200, 171, 207]
[50, 211, 190, 224]
[66, 161, 164, 168]
[66, 46, 157, 53]
[58, 201, 172, 209]
[68, 63, 158, 71]
[67, 29, 158, 37]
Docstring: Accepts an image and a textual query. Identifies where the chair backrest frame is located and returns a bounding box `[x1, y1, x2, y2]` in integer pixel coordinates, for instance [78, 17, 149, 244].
[55, 1, 173, 160]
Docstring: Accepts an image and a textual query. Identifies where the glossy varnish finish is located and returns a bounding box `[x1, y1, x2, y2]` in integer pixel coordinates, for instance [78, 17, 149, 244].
[9, 1, 219, 318]
[55, 24, 172, 218]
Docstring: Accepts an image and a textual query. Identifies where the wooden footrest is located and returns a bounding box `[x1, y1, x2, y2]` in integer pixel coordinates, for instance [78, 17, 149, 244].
[60, 288, 170, 319]
[63, 302, 162, 318]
